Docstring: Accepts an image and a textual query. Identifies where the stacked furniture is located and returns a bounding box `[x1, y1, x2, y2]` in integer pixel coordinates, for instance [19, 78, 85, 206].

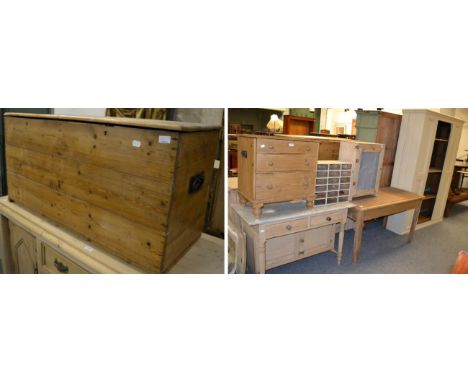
[315, 160, 352, 206]
[3, 113, 221, 273]
[387, 109, 464, 234]
[355, 110, 402, 187]
[282, 115, 316, 135]
[237, 134, 319, 218]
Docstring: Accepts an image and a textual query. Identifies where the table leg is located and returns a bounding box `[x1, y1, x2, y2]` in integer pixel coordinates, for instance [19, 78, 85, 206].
[408, 200, 422, 243]
[337, 221, 345, 265]
[352, 213, 365, 264]
[253, 228, 266, 274]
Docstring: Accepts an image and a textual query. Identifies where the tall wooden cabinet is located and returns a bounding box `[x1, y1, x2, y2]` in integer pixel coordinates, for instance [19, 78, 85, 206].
[387, 109, 464, 234]
[355, 110, 402, 187]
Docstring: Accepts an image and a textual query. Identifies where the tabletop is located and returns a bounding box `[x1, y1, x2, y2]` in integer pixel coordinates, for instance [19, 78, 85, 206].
[350, 187, 424, 212]
[232, 200, 355, 226]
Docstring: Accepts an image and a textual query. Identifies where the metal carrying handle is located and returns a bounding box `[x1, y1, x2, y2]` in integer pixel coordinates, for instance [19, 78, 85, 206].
[188, 172, 205, 194]
[54, 259, 69, 273]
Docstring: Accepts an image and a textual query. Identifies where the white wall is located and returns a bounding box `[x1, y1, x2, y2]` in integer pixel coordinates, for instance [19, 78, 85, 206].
[53, 108, 106, 117]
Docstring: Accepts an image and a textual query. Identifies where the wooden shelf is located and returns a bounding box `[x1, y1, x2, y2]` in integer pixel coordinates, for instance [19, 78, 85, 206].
[434, 138, 449, 142]
[428, 168, 443, 173]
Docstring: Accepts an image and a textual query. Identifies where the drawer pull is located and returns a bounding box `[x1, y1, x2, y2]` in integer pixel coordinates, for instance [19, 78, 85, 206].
[299, 238, 304, 243]
[267, 161, 273, 166]
[298, 251, 305, 255]
[306, 146, 311, 151]
[304, 159, 310, 166]
[266, 184, 273, 190]
[268, 145, 274, 149]
[286, 224, 292, 231]
[54, 259, 69, 274]
[326, 216, 332, 221]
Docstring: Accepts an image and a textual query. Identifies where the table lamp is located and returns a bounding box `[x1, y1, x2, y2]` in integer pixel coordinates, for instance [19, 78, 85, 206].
[266, 114, 283, 134]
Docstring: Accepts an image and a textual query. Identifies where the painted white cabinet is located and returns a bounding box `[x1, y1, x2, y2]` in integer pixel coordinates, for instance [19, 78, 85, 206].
[387, 109, 464, 234]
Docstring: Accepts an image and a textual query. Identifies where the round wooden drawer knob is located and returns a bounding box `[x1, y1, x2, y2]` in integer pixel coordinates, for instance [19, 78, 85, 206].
[304, 160, 310, 165]
[286, 225, 292, 230]
[268, 145, 274, 149]
[268, 161, 273, 166]
[306, 147, 311, 151]
[326, 216, 332, 221]
[266, 184, 273, 190]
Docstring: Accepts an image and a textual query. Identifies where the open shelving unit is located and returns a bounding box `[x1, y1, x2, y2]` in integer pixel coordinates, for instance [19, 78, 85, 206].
[419, 121, 451, 223]
[387, 109, 464, 235]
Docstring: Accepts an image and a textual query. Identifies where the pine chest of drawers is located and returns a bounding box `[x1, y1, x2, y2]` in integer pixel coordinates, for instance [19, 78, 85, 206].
[237, 135, 319, 218]
[4, 113, 221, 273]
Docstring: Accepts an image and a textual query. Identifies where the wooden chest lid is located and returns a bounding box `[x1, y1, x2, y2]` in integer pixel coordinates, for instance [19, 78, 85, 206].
[4, 113, 222, 132]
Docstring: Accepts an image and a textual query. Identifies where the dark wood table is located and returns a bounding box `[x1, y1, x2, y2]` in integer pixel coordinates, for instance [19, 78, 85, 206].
[348, 187, 424, 264]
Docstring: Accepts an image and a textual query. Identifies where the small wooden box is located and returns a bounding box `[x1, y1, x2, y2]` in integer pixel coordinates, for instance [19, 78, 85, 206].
[4, 113, 221, 273]
[237, 134, 319, 217]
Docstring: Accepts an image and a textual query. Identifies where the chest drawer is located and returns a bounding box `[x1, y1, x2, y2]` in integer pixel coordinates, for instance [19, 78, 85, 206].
[256, 172, 314, 201]
[256, 154, 316, 172]
[309, 211, 344, 228]
[256, 139, 316, 154]
[264, 217, 309, 238]
[41, 245, 90, 274]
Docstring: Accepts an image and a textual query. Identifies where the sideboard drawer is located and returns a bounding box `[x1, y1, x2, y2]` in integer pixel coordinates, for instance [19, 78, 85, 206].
[256, 154, 316, 172]
[256, 139, 316, 154]
[265, 217, 309, 237]
[42, 245, 90, 274]
[309, 211, 343, 228]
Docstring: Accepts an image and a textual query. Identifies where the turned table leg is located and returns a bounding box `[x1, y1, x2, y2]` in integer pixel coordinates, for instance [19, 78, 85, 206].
[337, 221, 345, 265]
[306, 197, 314, 209]
[408, 200, 422, 243]
[352, 213, 365, 264]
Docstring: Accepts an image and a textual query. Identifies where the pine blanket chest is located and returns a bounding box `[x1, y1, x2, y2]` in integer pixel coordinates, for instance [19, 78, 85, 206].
[4, 113, 221, 273]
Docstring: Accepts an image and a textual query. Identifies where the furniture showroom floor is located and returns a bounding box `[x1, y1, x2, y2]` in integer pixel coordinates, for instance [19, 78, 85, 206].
[267, 201, 468, 274]
[169, 234, 224, 274]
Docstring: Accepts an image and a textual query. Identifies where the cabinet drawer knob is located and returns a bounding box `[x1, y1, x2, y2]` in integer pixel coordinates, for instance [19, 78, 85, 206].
[299, 238, 304, 243]
[326, 216, 332, 221]
[266, 184, 273, 190]
[306, 146, 311, 151]
[304, 159, 310, 166]
[298, 250, 305, 255]
[54, 259, 69, 274]
[286, 224, 292, 230]
[268, 145, 274, 149]
[267, 161, 273, 166]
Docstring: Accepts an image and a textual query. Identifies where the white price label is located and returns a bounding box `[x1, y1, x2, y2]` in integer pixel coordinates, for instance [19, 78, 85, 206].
[159, 136, 171, 144]
[132, 139, 141, 148]
[288, 143, 295, 147]
[84, 245, 94, 253]
[213, 159, 220, 169]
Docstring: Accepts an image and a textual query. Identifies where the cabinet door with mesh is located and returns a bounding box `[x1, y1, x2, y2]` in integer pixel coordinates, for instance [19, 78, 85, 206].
[356, 150, 382, 196]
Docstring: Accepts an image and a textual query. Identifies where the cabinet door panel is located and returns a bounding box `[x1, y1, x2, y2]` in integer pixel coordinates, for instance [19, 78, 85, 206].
[8, 222, 37, 274]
